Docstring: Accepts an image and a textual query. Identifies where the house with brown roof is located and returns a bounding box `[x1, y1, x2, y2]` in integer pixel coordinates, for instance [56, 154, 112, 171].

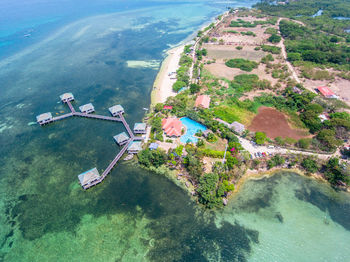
[162, 118, 183, 137]
[195, 95, 210, 109]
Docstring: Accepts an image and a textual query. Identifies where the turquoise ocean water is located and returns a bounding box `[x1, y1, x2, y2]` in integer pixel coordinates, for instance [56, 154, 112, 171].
[1, 0, 350, 261]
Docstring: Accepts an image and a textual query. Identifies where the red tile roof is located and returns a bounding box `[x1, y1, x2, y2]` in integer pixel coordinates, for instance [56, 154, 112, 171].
[162, 118, 183, 137]
[317, 86, 335, 97]
[195, 95, 210, 109]
[163, 105, 173, 110]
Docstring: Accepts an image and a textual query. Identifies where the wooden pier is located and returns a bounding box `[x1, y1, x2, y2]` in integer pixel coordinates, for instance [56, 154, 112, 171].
[37, 94, 146, 190]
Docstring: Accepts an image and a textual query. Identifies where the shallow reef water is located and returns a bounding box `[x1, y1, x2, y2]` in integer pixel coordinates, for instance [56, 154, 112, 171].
[0, 1, 350, 261]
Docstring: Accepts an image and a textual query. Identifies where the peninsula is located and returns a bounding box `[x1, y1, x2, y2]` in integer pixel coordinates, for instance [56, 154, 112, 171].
[140, 1, 350, 208]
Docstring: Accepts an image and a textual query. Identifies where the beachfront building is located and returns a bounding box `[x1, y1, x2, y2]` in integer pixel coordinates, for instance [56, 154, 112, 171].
[79, 103, 95, 114]
[134, 123, 147, 134]
[195, 95, 210, 109]
[78, 168, 101, 189]
[231, 121, 245, 135]
[60, 92, 74, 103]
[36, 112, 53, 125]
[128, 141, 142, 154]
[317, 86, 338, 99]
[113, 132, 130, 146]
[162, 117, 183, 137]
[109, 104, 124, 116]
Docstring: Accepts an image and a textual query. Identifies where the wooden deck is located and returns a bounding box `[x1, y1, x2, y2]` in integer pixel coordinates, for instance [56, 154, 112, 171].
[39, 96, 144, 190]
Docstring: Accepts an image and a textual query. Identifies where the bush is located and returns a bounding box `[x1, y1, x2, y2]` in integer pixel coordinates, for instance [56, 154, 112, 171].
[236, 46, 243, 50]
[225, 58, 258, 72]
[138, 149, 167, 168]
[297, 138, 312, 149]
[268, 34, 281, 43]
[261, 44, 281, 54]
[190, 83, 201, 94]
[172, 80, 186, 92]
[301, 157, 318, 173]
[287, 52, 302, 62]
[255, 132, 267, 145]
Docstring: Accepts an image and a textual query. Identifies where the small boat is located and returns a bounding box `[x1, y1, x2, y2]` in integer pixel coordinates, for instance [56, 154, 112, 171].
[143, 108, 149, 111]
[24, 34, 31, 37]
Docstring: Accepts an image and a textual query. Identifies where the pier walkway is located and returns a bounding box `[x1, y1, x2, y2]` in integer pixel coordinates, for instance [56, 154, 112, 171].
[52, 113, 73, 121]
[37, 95, 146, 190]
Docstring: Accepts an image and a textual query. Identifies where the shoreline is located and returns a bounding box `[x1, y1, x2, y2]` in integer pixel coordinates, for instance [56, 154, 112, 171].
[150, 44, 185, 107]
[150, 12, 223, 108]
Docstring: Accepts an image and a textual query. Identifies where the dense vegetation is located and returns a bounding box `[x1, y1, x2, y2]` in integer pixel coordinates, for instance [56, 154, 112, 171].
[225, 58, 258, 72]
[279, 20, 350, 68]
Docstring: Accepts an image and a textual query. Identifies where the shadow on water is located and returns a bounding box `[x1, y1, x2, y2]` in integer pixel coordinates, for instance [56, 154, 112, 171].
[9, 162, 259, 261]
[294, 179, 350, 231]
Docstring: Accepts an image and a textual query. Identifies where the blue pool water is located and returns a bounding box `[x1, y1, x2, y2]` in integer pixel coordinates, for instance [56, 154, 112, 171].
[180, 117, 207, 143]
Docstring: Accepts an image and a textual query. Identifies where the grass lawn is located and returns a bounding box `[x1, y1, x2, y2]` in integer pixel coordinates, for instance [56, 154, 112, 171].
[213, 105, 255, 126]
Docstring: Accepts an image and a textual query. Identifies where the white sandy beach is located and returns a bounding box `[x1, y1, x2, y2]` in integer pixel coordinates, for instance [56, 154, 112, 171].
[151, 45, 185, 105]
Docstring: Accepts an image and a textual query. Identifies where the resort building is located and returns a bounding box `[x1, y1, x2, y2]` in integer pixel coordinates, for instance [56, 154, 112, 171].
[195, 95, 210, 109]
[134, 123, 147, 134]
[317, 86, 338, 99]
[78, 168, 101, 189]
[162, 117, 183, 137]
[149, 143, 159, 150]
[36, 112, 53, 125]
[113, 132, 130, 146]
[60, 92, 74, 103]
[231, 121, 245, 135]
[128, 141, 142, 154]
[109, 105, 124, 116]
[79, 103, 95, 114]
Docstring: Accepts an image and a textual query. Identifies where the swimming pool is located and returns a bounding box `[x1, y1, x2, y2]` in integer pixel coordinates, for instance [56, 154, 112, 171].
[180, 117, 207, 143]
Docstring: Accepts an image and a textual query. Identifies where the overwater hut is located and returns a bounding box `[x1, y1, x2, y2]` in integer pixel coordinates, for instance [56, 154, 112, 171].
[78, 167, 101, 189]
[60, 92, 74, 103]
[128, 141, 142, 154]
[195, 95, 210, 109]
[231, 121, 245, 135]
[109, 104, 124, 116]
[79, 103, 95, 114]
[36, 112, 53, 125]
[134, 123, 147, 134]
[113, 132, 129, 146]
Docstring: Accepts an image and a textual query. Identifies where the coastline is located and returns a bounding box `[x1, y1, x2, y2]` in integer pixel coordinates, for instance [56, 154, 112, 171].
[150, 44, 185, 107]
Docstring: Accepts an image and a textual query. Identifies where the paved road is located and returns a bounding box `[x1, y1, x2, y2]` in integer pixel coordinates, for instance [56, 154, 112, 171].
[238, 136, 333, 160]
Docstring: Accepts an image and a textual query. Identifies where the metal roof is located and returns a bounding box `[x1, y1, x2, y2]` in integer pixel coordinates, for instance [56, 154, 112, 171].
[36, 112, 53, 122]
[109, 104, 124, 114]
[78, 168, 101, 186]
[231, 121, 245, 133]
[128, 141, 142, 151]
[60, 92, 74, 100]
[134, 123, 146, 130]
[79, 103, 94, 112]
[149, 143, 159, 150]
[113, 132, 129, 143]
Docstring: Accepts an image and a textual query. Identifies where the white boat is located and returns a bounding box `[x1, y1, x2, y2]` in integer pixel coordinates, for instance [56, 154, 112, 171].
[143, 108, 148, 111]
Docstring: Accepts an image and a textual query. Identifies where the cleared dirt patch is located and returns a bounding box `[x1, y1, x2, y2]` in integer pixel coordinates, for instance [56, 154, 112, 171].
[248, 107, 309, 139]
[205, 45, 266, 61]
